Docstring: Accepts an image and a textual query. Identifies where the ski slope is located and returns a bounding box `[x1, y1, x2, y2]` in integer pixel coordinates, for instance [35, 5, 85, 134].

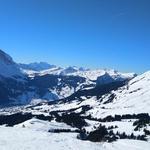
[0, 119, 150, 150]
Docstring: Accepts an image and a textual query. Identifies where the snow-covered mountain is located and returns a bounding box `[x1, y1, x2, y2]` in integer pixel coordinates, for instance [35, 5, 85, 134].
[0, 69, 149, 150]
[0, 50, 136, 105]
[21, 70, 150, 116]
[0, 50, 24, 78]
[26, 65, 136, 81]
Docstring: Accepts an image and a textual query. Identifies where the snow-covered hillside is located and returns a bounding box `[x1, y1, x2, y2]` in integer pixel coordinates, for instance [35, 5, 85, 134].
[87, 70, 150, 118]
[0, 122, 150, 150]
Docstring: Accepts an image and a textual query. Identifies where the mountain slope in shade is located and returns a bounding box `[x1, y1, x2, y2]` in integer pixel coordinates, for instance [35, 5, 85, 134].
[0, 50, 24, 78]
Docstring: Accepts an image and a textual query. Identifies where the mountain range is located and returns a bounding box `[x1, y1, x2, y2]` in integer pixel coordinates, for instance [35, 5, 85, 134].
[0, 49, 136, 105]
[0, 49, 150, 150]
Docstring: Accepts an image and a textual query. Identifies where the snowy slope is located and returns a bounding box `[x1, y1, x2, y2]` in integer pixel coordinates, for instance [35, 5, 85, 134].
[0, 124, 149, 150]
[87, 71, 150, 118]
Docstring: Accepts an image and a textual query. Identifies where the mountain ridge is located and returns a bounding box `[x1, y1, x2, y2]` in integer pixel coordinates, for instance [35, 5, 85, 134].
[0, 49, 136, 105]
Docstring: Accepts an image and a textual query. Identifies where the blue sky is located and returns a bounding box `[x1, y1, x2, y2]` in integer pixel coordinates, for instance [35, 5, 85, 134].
[0, 0, 150, 73]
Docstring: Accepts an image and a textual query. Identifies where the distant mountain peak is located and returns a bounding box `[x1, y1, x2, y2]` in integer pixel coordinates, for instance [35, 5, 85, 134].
[96, 72, 115, 85]
[19, 62, 56, 71]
